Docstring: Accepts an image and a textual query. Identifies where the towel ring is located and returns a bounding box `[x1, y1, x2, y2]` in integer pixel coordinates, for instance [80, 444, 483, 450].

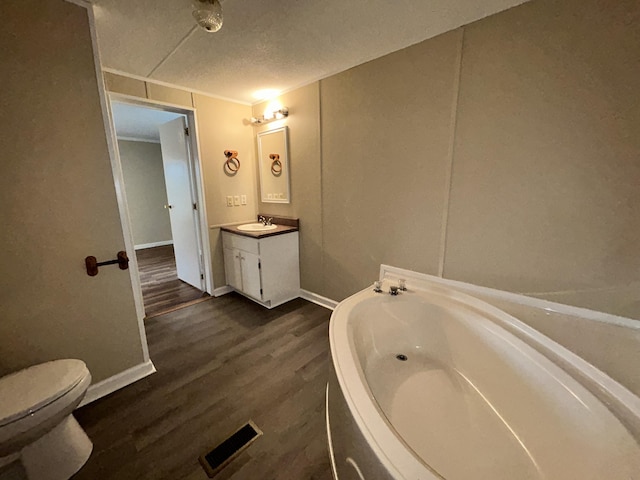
[269, 153, 282, 176]
[224, 150, 240, 176]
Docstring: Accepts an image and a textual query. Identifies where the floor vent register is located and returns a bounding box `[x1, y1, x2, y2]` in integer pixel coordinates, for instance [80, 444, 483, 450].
[199, 420, 263, 477]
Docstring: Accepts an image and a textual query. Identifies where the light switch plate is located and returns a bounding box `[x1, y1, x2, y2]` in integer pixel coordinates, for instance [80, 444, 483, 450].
[241, 195, 247, 205]
[234, 195, 240, 206]
[226, 196, 233, 207]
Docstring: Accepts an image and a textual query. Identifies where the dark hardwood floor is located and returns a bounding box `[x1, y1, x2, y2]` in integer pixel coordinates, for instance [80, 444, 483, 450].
[136, 245, 210, 319]
[73, 293, 333, 480]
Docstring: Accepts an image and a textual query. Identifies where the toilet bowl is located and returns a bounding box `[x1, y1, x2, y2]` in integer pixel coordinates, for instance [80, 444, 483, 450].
[0, 360, 92, 480]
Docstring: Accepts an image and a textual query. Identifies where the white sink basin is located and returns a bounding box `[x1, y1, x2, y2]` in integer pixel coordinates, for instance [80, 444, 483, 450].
[237, 223, 278, 232]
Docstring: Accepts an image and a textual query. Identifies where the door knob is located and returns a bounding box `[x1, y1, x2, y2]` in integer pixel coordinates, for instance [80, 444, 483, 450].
[164, 204, 173, 209]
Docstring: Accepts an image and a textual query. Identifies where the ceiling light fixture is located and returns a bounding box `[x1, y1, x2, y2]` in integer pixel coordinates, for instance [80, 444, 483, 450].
[251, 107, 289, 125]
[192, 0, 223, 33]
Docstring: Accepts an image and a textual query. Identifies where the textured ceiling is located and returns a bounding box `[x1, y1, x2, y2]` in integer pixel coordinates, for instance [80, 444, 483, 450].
[93, 0, 530, 104]
[112, 102, 183, 142]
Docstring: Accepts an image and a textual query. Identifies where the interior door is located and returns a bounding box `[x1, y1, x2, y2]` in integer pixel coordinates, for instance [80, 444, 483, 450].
[158, 117, 203, 289]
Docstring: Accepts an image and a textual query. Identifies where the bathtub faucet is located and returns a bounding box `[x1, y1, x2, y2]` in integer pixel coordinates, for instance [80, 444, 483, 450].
[390, 279, 407, 295]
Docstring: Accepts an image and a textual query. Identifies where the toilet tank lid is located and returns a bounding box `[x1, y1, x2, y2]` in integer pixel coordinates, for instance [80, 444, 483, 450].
[0, 359, 89, 427]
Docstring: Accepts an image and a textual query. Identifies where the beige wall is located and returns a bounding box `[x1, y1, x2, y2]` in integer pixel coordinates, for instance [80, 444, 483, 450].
[253, 0, 640, 320]
[320, 31, 463, 301]
[0, 1, 146, 381]
[193, 94, 256, 288]
[118, 140, 172, 247]
[146, 83, 193, 108]
[252, 83, 323, 293]
[104, 72, 146, 98]
[443, 0, 640, 318]
[104, 75, 256, 289]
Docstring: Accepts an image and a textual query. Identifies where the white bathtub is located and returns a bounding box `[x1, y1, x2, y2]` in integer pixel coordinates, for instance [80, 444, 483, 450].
[326, 267, 640, 479]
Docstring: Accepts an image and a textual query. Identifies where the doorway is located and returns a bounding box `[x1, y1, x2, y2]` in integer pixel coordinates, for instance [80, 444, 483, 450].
[109, 96, 214, 318]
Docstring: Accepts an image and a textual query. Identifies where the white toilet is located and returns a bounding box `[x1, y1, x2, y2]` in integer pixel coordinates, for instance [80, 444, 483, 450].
[0, 360, 92, 480]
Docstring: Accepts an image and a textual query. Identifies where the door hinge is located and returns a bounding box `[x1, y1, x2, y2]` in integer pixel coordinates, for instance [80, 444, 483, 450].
[260, 288, 263, 295]
[200, 273, 204, 280]
[184, 127, 189, 136]
[258, 261, 261, 269]
[193, 202, 197, 210]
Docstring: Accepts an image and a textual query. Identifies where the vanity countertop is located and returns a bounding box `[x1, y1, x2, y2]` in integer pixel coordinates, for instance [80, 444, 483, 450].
[220, 215, 300, 239]
[221, 223, 298, 239]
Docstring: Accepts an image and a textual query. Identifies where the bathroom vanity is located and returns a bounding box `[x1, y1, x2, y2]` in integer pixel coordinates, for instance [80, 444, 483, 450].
[221, 218, 300, 308]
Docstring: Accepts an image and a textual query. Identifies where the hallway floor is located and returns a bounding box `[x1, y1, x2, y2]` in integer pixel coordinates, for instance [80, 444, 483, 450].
[136, 245, 210, 318]
[73, 293, 333, 480]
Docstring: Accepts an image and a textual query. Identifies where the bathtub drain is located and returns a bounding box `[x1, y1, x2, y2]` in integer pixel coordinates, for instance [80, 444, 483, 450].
[395, 354, 408, 361]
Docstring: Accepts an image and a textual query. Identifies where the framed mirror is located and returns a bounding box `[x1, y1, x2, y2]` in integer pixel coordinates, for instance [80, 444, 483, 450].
[257, 126, 290, 203]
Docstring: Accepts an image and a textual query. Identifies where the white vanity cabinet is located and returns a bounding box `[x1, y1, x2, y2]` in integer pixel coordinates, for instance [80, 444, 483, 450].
[222, 230, 300, 308]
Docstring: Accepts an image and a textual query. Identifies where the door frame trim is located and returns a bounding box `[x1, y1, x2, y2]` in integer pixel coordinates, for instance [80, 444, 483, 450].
[105, 93, 215, 311]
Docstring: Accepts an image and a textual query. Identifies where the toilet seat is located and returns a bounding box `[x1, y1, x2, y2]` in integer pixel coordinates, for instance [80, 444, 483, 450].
[0, 360, 89, 428]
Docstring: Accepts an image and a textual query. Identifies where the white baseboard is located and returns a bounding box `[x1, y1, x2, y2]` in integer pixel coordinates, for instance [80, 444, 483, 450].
[215, 285, 338, 309]
[79, 360, 156, 407]
[134, 240, 173, 250]
[213, 285, 233, 297]
[300, 289, 338, 311]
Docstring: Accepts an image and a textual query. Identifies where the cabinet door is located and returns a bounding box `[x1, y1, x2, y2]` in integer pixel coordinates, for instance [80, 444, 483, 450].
[223, 247, 242, 290]
[240, 251, 262, 300]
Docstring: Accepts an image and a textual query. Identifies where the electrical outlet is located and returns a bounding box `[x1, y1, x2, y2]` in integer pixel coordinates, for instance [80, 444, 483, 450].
[234, 195, 240, 206]
[226, 196, 233, 207]
[241, 195, 247, 205]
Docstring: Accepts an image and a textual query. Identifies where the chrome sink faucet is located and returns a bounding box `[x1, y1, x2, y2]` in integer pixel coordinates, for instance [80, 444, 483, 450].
[258, 215, 273, 226]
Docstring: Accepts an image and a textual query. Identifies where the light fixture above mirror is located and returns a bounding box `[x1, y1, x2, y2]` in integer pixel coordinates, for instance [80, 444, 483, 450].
[251, 107, 289, 126]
